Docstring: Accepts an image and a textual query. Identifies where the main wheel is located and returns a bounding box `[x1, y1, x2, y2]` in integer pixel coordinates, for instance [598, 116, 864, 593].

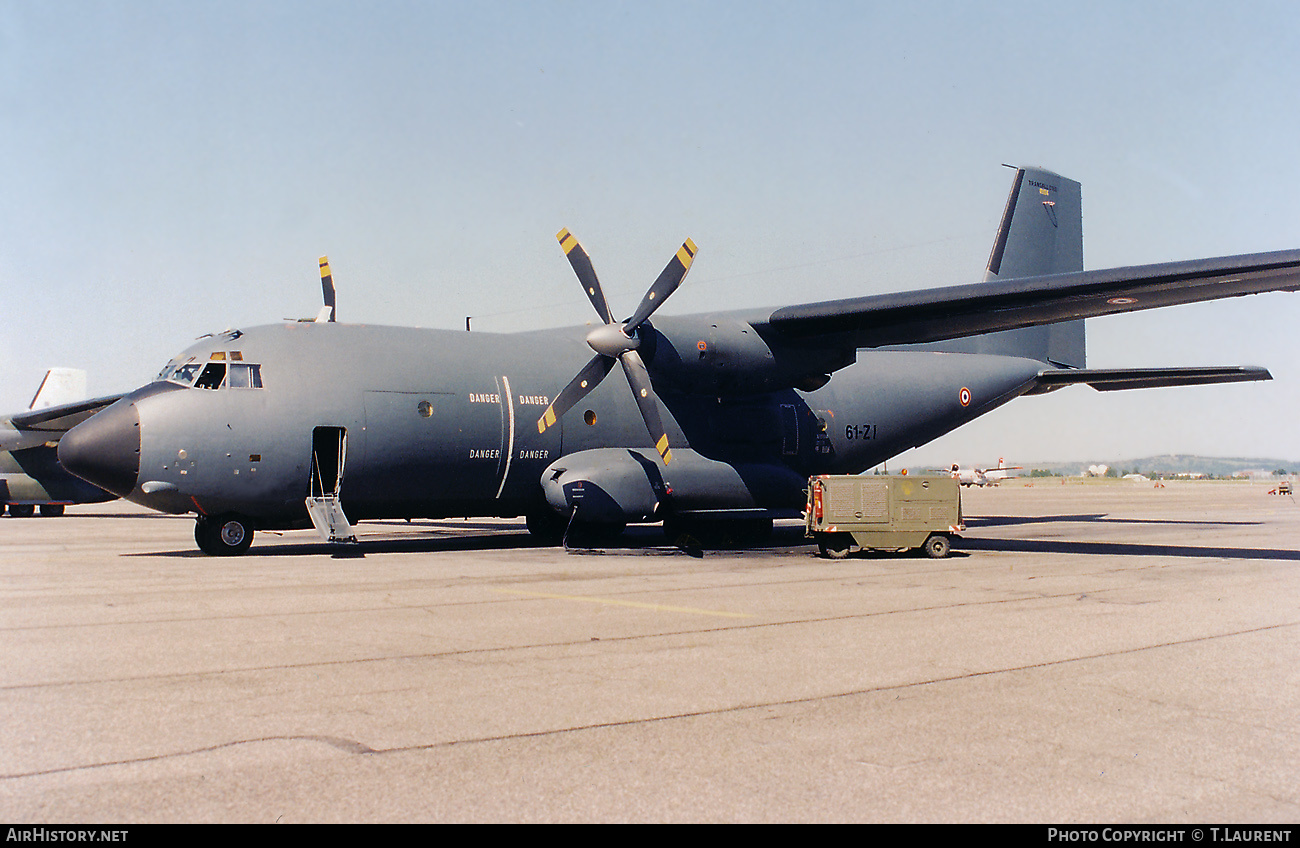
[7, 503, 35, 518]
[39, 504, 66, 517]
[195, 514, 255, 556]
[923, 534, 950, 559]
[664, 516, 773, 548]
[818, 534, 852, 559]
[525, 508, 568, 546]
[566, 520, 626, 547]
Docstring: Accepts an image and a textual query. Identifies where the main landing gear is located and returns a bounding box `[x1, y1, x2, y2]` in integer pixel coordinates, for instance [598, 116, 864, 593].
[3, 504, 64, 517]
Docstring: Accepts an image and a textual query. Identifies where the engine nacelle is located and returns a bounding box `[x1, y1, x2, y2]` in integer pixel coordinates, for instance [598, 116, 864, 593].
[541, 449, 667, 524]
[541, 447, 808, 524]
[642, 316, 852, 396]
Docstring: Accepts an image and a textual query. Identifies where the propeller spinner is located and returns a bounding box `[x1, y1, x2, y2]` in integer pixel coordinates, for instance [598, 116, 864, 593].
[536, 229, 697, 464]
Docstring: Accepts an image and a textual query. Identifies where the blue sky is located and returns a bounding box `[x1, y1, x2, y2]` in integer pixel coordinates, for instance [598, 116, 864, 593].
[2, 1, 1298, 465]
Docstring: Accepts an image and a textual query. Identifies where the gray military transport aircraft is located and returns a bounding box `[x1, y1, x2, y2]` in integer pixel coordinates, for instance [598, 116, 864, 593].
[58, 166, 1299, 554]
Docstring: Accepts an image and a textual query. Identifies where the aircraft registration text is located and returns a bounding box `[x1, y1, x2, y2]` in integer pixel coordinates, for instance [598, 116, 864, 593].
[845, 423, 878, 440]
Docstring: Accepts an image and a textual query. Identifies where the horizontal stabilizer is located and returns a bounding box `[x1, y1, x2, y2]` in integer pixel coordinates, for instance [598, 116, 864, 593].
[1026, 366, 1272, 395]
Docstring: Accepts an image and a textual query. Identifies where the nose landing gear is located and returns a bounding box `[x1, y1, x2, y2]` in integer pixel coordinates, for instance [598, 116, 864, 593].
[195, 514, 255, 556]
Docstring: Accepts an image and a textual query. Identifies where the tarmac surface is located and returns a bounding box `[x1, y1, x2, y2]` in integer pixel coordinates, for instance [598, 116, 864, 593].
[1, 480, 1297, 823]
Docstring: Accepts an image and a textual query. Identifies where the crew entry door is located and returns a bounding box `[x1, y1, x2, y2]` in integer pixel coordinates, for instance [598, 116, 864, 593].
[311, 426, 347, 498]
[306, 426, 356, 543]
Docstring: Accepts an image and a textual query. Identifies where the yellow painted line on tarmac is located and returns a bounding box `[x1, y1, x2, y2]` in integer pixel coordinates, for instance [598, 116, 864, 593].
[490, 588, 753, 619]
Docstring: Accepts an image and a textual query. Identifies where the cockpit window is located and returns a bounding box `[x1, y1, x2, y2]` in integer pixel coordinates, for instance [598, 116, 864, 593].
[167, 363, 202, 386]
[194, 363, 226, 390]
[159, 352, 264, 390]
[227, 363, 262, 389]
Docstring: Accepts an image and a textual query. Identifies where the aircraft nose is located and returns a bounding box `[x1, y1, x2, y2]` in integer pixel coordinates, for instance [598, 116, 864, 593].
[59, 397, 141, 498]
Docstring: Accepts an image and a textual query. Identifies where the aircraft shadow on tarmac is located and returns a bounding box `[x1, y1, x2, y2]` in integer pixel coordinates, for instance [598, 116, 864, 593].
[131, 522, 817, 559]
[964, 514, 1263, 528]
[956, 537, 1300, 562]
[129, 517, 1294, 562]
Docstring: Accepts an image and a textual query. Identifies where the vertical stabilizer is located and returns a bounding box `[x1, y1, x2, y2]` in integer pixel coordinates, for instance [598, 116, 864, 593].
[28, 368, 88, 410]
[909, 166, 1085, 366]
[980, 165, 1086, 367]
[984, 166, 1083, 281]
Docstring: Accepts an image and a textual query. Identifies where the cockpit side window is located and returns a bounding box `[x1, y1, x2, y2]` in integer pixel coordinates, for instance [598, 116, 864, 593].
[194, 363, 226, 390]
[168, 363, 202, 386]
[227, 363, 262, 389]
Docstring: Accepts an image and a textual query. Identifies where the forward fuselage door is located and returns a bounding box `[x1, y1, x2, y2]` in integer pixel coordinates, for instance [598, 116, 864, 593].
[311, 426, 347, 498]
[306, 425, 356, 543]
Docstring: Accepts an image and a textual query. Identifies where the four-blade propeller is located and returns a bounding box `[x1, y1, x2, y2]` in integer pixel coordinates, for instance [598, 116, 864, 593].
[536, 229, 697, 464]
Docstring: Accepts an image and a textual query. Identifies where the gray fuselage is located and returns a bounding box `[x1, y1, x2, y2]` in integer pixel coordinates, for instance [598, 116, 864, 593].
[66, 318, 1045, 529]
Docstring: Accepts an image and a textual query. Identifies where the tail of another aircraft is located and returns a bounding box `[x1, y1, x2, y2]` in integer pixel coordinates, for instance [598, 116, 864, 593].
[28, 368, 88, 410]
[925, 165, 1086, 367]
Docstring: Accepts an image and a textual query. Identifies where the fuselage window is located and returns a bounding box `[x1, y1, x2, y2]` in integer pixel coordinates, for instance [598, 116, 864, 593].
[194, 363, 226, 390]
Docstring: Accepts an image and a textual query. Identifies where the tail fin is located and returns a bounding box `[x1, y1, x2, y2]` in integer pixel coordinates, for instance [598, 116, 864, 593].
[985, 165, 1082, 281]
[28, 368, 88, 410]
[979, 165, 1085, 367]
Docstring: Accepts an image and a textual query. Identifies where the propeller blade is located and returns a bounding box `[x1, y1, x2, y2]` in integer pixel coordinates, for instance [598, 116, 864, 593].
[543, 231, 693, 460]
[317, 256, 336, 322]
[624, 238, 697, 331]
[537, 353, 617, 434]
[557, 228, 613, 325]
[619, 349, 672, 464]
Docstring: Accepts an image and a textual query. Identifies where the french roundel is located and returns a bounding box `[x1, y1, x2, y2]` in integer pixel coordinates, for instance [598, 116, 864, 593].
[959, 387, 971, 407]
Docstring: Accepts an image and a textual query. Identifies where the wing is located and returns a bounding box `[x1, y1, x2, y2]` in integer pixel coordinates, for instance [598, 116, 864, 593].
[1, 394, 125, 452]
[762, 249, 1300, 348]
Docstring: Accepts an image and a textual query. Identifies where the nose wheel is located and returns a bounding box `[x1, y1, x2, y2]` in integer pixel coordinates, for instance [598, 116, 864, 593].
[195, 514, 255, 556]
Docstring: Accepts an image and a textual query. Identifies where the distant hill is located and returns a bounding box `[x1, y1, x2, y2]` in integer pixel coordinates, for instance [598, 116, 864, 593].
[1018, 455, 1297, 478]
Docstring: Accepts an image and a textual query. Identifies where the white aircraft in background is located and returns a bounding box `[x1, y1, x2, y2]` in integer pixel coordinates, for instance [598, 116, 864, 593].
[949, 459, 1021, 487]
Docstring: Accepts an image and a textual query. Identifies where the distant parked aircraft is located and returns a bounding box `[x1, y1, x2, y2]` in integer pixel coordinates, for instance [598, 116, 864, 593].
[949, 459, 1022, 487]
[1, 369, 120, 516]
